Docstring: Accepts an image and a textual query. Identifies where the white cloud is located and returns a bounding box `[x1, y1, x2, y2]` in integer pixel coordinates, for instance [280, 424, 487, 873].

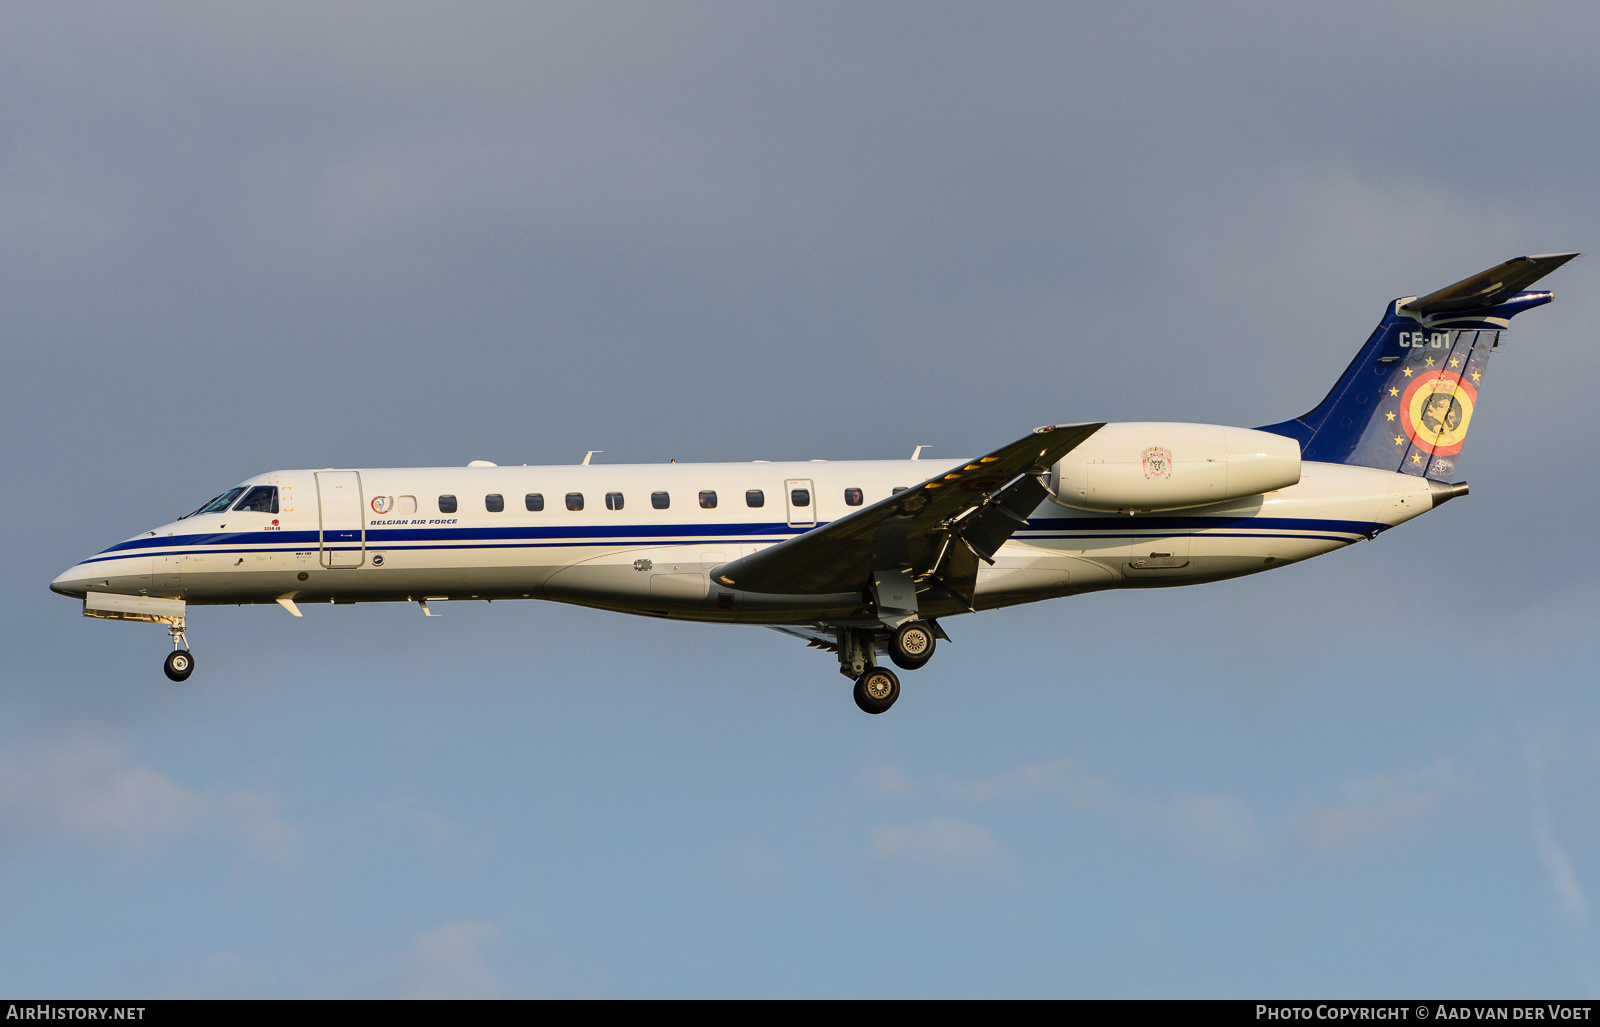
[946, 760, 1264, 863]
[860, 764, 913, 798]
[377, 797, 488, 863]
[338, 921, 505, 1000]
[0, 737, 302, 865]
[946, 758, 1460, 865]
[1286, 761, 1459, 859]
[866, 817, 1008, 874]
[1534, 819, 1590, 927]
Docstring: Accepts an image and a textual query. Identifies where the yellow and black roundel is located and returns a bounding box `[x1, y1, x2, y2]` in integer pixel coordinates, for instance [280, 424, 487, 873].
[1400, 370, 1477, 456]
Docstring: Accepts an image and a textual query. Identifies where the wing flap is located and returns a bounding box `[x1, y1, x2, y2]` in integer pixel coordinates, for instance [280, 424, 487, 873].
[713, 423, 1104, 597]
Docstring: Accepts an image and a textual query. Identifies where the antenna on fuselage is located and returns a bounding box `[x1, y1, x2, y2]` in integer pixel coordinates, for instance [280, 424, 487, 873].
[581, 450, 602, 465]
[911, 446, 928, 460]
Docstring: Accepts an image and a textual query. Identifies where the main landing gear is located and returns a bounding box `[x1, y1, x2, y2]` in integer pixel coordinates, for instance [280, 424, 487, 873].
[889, 621, 936, 671]
[836, 620, 941, 714]
[163, 616, 194, 682]
[854, 666, 899, 714]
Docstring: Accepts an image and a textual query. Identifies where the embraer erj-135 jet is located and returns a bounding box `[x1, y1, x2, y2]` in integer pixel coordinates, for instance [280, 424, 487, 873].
[52, 254, 1577, 713]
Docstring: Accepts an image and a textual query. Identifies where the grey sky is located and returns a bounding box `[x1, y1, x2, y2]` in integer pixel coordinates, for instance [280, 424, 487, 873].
[3, 2, 1599, 996]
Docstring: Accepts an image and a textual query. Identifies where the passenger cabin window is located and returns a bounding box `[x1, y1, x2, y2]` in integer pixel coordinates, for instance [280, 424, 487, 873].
[233, 486, 278, 513]
[397, 496, 417, 515]
[485, 494, 504, 513]
[844, 487, 864, 507]
[891, 487, 907, 494]
[651, 491, 670, 510]
[746, 489, 765, 508]
[790, 488, 810, 507]
[698, 490, 718, 509]
[438, 495, 457, 513]
[606, 492, 624, 511]
[566, 493, 584, 511]
[525, 493, 544, 512]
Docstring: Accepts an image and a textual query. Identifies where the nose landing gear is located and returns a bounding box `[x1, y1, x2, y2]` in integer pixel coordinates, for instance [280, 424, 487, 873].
[163, 617, 194, 682]
[164, 648, 194, 682]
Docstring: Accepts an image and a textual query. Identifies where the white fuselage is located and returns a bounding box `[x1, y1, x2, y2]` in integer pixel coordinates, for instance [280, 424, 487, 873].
[51, 457, 1437, 626]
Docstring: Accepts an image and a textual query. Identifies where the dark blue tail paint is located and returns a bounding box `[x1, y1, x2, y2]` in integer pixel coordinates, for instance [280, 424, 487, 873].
[1258, 254, 1576, 481]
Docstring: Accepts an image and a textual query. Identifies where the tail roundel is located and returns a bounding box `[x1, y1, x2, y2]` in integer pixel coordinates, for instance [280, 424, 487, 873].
[1258, 253, 1578, 481]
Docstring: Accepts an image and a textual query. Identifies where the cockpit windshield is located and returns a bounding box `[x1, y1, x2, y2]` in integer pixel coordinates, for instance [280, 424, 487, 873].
[181, 487, 246, 519]
[232, 486, 278, 513]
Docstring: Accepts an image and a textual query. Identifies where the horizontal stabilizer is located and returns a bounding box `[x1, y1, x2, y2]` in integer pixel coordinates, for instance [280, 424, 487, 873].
[1400, 253, 1578, 316]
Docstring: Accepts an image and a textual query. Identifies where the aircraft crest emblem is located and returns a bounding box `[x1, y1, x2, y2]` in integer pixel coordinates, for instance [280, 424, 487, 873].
[1400, 371, 1477, 455]
[1142, 446, 1173, 479]
[371, 496, 393, 514]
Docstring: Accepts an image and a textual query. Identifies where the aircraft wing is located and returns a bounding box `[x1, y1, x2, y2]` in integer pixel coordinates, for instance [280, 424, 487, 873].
[712, 423, 1105, 605]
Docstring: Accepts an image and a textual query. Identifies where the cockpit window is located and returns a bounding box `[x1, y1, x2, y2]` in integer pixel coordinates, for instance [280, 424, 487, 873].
[185, 488, 246, 518]
[232, 486, 279, 513]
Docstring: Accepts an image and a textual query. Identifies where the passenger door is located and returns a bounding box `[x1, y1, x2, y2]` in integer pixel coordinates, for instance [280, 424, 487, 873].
[316, 471, 365, 568]
[785, 478, 816, 529]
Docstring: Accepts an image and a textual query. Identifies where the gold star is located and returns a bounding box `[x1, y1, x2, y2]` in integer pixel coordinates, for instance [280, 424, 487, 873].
[1450, 357, 1460, 367]
[1402, 368, 1414, 377]
[1394, 435, 1405, 445]
[1389, 386, 1399, 396]
[1424, 356, 1435, 366]
[1385, 411, 1395, 421]
[1471, 371, 1481, 382]
[1411, 453, 1423, 464]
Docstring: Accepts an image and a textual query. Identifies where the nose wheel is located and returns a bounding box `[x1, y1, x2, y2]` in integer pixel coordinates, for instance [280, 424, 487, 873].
[853, 666, 900, 714]
[163, 617, 194, 681]
[164, 648, 194, 682]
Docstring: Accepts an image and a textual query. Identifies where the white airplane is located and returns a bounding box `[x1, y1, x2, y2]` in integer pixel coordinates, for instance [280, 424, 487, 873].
[52, 254, 1577, 713]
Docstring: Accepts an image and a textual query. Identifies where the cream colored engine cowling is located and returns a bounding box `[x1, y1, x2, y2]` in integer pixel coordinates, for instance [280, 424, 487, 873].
[1048, 422, 1302, 513]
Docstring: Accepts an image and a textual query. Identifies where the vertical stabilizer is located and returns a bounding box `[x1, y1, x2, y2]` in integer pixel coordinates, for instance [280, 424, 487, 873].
[1258, 253, 1576, 480]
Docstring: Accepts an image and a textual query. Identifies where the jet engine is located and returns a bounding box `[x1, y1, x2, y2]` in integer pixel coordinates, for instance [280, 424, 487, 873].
[1048, 422, 1301, 513]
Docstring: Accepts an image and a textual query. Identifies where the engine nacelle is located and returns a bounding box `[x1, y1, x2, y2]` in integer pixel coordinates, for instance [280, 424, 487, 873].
[1048, 422, 1301, 513]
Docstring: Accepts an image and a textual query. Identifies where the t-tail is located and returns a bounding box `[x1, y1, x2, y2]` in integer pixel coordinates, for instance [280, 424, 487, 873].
[1258, 253, 1578, 481]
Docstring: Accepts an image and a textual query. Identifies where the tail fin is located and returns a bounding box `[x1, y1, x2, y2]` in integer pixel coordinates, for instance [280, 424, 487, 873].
[1258, 253, 1578, 480]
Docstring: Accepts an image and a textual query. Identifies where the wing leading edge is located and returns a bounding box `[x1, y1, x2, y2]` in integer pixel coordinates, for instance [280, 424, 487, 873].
[711, 423, 1105, 608]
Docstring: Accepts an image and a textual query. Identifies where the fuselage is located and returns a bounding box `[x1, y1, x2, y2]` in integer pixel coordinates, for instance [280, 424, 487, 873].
[51, 456, 1438, 626]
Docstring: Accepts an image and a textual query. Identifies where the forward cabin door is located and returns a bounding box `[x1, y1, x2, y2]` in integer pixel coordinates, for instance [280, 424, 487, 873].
[316, 471, 365, 568]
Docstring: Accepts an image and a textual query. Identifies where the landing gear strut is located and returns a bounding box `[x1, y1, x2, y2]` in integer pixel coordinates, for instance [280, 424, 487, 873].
[835, 626, 902, 714]
[163, 617, 194, 682]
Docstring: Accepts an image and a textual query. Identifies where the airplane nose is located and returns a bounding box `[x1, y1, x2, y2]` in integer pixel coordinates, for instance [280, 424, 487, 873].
[51, 563, 92, 598]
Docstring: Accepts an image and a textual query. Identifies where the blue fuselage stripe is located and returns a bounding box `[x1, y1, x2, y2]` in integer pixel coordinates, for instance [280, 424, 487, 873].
[82, 515, 1378, 566]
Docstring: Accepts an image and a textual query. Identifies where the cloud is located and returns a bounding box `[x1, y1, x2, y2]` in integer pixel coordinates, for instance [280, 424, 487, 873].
[860, 764, 913, 798]
[1286, 761, 1460, 859]
[946, 758, 1460, 864]
[377, 797, 488, 863]
[1534, 820, 1590, 927]
[866, 817, 1008, 874]
[946, 760, 1264, 863]
[336, 921, 505, 1000]
[0, 737, 302, 865]
[1524, 725, 1593, 929]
